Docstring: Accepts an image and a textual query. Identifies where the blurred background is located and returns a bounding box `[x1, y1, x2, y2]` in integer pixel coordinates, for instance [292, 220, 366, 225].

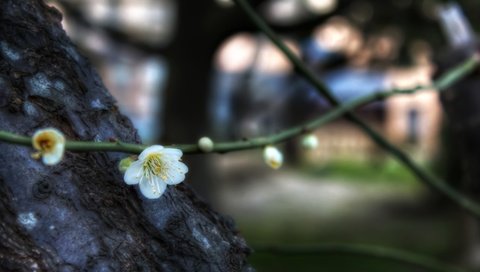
[47, 0, 480, 270]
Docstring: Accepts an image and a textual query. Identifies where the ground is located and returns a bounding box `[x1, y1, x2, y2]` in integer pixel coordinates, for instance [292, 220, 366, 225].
[211, 152, 466, 271]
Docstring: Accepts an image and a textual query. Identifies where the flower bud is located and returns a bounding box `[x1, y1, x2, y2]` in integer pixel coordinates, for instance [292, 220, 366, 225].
[263, 145, 283, 169]
[301, 134, 318, 150]
[198, 137, 214, 152]
[32, 128, 65, 165]
[118, 156, 135, 173]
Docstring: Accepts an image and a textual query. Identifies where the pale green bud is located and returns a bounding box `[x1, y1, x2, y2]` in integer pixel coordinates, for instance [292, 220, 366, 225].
[198, 137, 214, 152]
[118, 156, 135, 173]
[302, 134, 318, 150]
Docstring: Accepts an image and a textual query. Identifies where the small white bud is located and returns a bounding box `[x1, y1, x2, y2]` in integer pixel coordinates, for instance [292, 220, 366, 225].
[198, 137, 214, 152]
[301, 134, 318, 150]
[32, 128, 65, 165]
[263, 145, 283, 169]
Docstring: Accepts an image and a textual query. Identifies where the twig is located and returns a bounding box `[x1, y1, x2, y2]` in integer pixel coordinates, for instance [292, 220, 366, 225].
[0, 56, 476, 155]
[1, 62, 479, 220]
[232, 0, 480, 218]
[0, 12, 479, 218]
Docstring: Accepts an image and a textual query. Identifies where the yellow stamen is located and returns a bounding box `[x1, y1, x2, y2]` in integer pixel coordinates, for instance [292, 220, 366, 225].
[142, 153, 168, 181]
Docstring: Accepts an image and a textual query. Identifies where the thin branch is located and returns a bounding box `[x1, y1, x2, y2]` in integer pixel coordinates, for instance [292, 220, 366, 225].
[0, 130, 149, 154]
[232, 0, 480, 218]
[0, 56, 476, 155]
[253, 243, 466, 272]
[0, 51, 479, 219]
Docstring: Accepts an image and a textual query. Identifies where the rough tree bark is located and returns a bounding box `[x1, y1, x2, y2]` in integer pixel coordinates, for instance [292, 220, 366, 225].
[0, 0, 251, 271]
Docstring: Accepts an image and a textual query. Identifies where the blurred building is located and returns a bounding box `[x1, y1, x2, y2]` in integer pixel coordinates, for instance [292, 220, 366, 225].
[210, 17, 442, 163]
[306, 64, 441, 164]
[384, 63, 441, 160]
[304, 18, 441, 163]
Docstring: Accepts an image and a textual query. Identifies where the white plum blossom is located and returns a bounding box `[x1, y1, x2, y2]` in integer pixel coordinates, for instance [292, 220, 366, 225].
[198, 137, 214, 152]
[32, 128, 65, 165]
[124, 145, 188, 199]
[263, 145, 283, 169]
[301, 134, 319, 150]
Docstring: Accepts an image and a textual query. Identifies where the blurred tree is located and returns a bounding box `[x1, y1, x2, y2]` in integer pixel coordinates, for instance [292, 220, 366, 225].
[435, 2, 480, 267]
[161, 1, 275, 142]
[160, 1, 273, 200]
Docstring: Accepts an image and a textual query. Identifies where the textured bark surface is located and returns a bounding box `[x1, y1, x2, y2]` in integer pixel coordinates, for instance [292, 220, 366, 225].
[0, 1, 250, 271]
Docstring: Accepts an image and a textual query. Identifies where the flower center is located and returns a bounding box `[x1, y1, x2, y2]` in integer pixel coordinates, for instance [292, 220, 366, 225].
[38, 138, 54, 152]
[143, 153, 168, 180]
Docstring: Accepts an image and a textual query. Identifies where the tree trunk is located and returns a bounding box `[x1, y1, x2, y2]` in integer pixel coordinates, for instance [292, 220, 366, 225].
[0, 1, 250, 271]
[160, 1, 266, 201]
[438, 47, 480, 267]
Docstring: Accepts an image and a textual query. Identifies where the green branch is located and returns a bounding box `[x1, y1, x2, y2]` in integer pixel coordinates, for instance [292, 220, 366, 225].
[0, 4, 479, 219]
[0, 130, 148, 154]
[2, 58, 480, 221]
[0, 56, 476, 156]
[0, 56, 471, 155]
[232, 0, 480, 218]
[254, 243, 466, 272]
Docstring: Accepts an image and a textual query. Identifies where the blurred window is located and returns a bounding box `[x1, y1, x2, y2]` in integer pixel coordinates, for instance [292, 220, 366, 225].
[407, 109, 419, 144]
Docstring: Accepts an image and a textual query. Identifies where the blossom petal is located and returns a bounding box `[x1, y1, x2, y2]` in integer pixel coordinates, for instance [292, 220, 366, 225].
[163, 157, 188, 172]
[139, 145, 164, 160]
[177, 161, 189, 174]
[164, 172, 186, 185]
[162, 148, 183, 158]
[42, 151, 63, 165]
[124, 160, 143, 185]
[42, 142, 65, 165]
[163, 161, 188, 185]
[139, 178, 166, 199]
